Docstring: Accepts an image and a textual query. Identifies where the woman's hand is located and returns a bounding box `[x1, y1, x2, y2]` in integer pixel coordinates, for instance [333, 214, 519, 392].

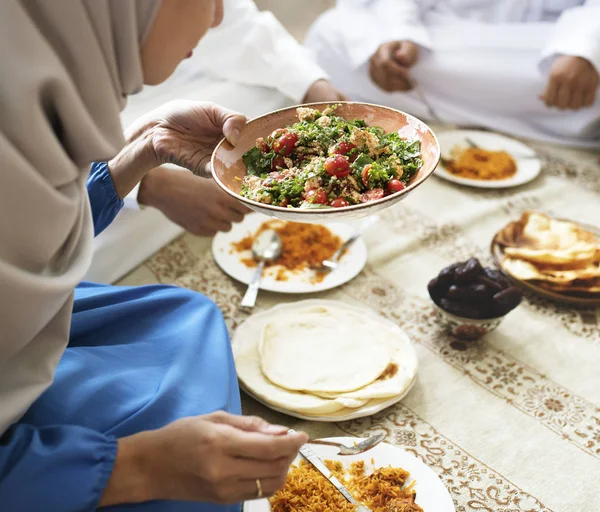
[108, 101, 247, 198]
[138, 166, 250, 236]
[133, 100, 247, 177]
[100, 412, 308, 507]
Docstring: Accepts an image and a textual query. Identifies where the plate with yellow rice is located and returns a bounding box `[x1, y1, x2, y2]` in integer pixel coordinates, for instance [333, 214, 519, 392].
[435, 130, 541, 189]
[212, 213, 368, 294]
[244, 437, 455, 511]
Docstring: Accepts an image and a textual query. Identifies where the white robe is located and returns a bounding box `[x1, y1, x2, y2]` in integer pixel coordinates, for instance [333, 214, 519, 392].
[305, 0, 600, 148]
[86, 0, 325, 284]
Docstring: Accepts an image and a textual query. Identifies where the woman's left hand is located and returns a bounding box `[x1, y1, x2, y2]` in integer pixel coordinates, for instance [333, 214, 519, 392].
[128, 100, 247, 178]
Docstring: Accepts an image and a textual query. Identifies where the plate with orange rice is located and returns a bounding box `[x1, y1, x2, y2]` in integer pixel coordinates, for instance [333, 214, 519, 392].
[245, 437, 455, 512]
[212, 212, 367, 293]
[435, 130, 541, 189]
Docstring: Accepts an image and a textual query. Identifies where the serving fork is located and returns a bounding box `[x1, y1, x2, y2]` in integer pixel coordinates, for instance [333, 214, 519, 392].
[320, 215, 379, 271]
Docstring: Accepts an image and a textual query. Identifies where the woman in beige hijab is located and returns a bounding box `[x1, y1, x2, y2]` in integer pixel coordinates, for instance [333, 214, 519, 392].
[0, 1, 306, 510]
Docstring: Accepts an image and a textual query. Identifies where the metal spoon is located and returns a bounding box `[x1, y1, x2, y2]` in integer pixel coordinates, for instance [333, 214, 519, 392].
[308, 433, 386, 455]
[240, 229, 282, 309]
[321, 215, 379, 271]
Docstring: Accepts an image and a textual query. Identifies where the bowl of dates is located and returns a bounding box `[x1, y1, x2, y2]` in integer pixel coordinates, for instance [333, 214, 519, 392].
[428, 258, 523, 340]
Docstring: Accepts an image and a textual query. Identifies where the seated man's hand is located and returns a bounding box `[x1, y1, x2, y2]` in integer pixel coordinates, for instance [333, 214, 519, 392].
[138, 166, 250, 236]
[303, 79, 349, 103]
[369, 40, 419, 92]
[542, 55, 599, 110]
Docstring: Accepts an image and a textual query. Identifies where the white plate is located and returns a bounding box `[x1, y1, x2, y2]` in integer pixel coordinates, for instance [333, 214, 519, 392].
[435, 130, 542, 189]
[245, 437, 455, 512]
[212, 213, 367, 293]
[233, 299, 418, 422]
[239, 379, 416, 423]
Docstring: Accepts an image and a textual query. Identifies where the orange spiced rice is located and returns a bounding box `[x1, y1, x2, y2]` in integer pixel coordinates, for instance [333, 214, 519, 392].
[446, 147, 517, 181]
[231, 220, 343, 283]
[269, 459, 423, 512]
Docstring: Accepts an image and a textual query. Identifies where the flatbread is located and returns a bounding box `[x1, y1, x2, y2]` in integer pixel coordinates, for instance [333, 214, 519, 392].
[232, 300, 419, 418]
[502, 257, 600, 284]
[537, 278, 600, 294]
[259, 306, 391, 394]
[497, 212, 598, 265]
[503, 245, 597, 265]
[235, 341, 368, 416]
[312, 336, 417, 401]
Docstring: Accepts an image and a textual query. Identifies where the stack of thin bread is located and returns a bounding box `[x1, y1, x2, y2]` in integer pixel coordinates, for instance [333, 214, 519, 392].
[233, 304, 418, 418]
[497, 212, 600, 296]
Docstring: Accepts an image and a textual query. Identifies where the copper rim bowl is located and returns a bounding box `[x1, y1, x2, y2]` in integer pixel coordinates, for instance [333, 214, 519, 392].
[211, 102, 440, 223]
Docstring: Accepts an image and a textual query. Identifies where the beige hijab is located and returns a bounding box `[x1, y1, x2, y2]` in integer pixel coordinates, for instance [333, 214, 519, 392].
[0, 0, 160, 434]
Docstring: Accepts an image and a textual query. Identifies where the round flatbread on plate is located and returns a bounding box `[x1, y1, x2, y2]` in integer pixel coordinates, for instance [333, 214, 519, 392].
[435, 130, 541, 189]
[244, 437, 455, 512]
[232, 300, 418, 422]
[212, 213, 367, 294]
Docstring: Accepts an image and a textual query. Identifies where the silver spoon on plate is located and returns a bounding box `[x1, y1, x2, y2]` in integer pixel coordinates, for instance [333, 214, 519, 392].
[240, 229, 282, 309]
[308, 432, 386, 455]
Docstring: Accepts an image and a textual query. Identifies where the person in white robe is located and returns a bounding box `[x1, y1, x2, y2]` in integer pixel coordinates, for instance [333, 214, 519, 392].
[305, 0, 600, 148]
[87, 0, 346, 284]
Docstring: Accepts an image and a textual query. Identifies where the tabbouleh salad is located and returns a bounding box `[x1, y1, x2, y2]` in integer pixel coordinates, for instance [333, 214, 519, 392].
[240, 105, 423, 209]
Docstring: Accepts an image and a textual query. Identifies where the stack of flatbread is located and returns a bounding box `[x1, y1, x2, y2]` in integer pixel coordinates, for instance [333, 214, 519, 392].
[497, 212, 600, 297]
[233, 302, 418, 419]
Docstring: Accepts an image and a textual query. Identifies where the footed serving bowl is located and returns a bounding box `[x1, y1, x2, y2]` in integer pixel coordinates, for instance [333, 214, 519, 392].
[211, 101, 440, 223]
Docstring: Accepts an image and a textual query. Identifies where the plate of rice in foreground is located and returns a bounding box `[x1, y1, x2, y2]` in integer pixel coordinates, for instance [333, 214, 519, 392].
[244, 437, 455, 511]
[434, 130, 541, 189]
[212, 212, 367, 293]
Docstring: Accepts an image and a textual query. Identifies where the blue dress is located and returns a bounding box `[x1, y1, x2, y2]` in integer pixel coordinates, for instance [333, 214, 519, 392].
[0, 163, 242, 512]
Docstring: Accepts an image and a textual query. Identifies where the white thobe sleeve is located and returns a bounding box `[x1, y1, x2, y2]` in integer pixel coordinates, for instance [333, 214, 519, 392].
[337, 0, 432, 69]
[188, 0, 327, 103]
[540, 1, 600, 73]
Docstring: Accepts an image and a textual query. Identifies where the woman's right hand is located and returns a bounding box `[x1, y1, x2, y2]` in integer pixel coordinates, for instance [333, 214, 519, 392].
[100, 411, 308, 507]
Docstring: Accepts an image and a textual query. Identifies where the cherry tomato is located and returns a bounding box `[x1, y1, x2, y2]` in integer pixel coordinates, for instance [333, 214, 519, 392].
[361, 164, 371, 187]
[271, 156, 285, 171]
[330, 197, 349, 208]
[387, 179, 405, 194]
[270, 128, 287, 139]
[361, 188, 385, 203]
[324, 155, 351, 178]
[273, 132, 299, 156]
[305, 188, 328, 205]
[332, 141, 357, 162]
[259, 140, 270, 153]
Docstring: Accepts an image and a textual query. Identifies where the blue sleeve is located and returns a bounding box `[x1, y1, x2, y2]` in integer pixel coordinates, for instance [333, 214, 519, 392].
[87, 162, 124, 237]
[0, 423, 117, 511]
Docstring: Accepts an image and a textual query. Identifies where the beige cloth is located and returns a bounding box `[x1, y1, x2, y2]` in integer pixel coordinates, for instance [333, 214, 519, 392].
[119, 134, 600, 511]
[0, 0, 159, 435]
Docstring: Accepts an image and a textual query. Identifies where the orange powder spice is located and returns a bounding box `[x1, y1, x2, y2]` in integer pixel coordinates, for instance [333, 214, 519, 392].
[231, 220, 343, 283]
